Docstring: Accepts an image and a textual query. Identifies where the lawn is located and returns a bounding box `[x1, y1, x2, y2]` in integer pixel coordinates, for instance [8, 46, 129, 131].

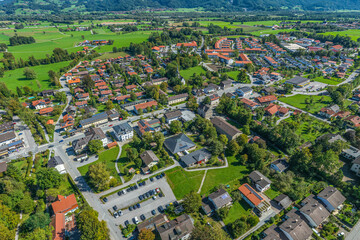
[223, 199, 252, 225]
[312, 76, 344, 85]
[321, 29, 360, 41]
[226, 71, 239, 80]
[165, 167, 205, 200]
[264, 187, 281, 200]
[250, 29, 296, 36]
[77, 146, 122, 186]
[0, 61, 71, 90]
[117, 144, 136, 182]
[180, 66, 206, 80]
[200, 155, 250, 195]
[98, 51, 127, 60]
[279, 94, 333, 114]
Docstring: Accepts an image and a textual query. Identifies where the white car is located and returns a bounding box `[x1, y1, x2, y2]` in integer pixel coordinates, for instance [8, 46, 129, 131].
[133, 217, 139, 224]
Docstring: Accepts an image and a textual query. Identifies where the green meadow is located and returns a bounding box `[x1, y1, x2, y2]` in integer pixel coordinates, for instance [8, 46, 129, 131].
[321, 29, 360, 41]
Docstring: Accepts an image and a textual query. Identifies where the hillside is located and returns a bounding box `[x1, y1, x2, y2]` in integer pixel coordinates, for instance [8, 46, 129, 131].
[1, 0, 360, 13]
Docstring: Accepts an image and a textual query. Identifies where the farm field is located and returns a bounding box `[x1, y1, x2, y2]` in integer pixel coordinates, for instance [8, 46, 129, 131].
[165, 167, 205, 200]
[180, 66, 206, 79]
[0, 60, 71, 90]
[321, 29, 360, 41]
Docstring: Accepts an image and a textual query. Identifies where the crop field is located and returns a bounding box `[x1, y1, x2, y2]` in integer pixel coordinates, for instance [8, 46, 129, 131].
[0, 61, 71, 90]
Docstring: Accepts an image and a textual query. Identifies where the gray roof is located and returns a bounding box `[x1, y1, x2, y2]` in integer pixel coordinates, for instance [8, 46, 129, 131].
[208, 188, 232, 209]
[164, 110, 182, 120]
[285, 76, 310, 85]
[137, 214, 168, 232]
[140, 150, 159, 166]
[72, 127, 106, 151]
[48, 156, 64, 168]
[180, 148, 211, 167]
[80, 112, 108, 127]
[164, 133, 196, 154]
[0, 162, 7, 173]
[113, 122, 133, 135]
[249, 170, 272, 188]
[271, 159, 289, 172]
[300, 194, 330, 227]
[317, 133, 346, 143]
[274, 194, 292, 209]
[221, 80, 232, 86]
[168, 93, 188, 101]
[343, 146, 360, 158]
[263, 225, 288, 240]
[180, 110, 196, 122]
[210, 117, 241, 139]
[0, 131, 16, 143]
[280, 215, 313, 240]
[0, 122, 14, 132]
[238, 86, 252, 93]
[318, 186, 346, 210]
[157, 214, 194, 240]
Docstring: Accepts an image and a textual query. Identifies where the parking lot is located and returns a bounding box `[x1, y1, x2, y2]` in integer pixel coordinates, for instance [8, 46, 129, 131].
[293, 81, 327, 93]
[101, 175, 177, 227]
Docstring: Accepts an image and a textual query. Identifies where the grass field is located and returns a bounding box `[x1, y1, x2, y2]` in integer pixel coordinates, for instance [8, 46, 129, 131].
[116, 144, 136, 182]
[250, 29, 296, 36]
[264, 187, 281, 200]
[223, 199, 252, 225]
[200, 155, 250, 195]
[78, 146, 122, 185]
[98, 51, 127, 60]
[0, 61, 71, 90]
[312, 76, 344, 85]
[165, 167, 205, 200]
[321, 29, 360, 41]
[180, 66, 206, 79]
[279, 94, 333, 114]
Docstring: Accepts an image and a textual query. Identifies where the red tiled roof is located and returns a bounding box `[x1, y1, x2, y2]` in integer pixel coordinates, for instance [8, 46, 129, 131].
[53, 213, 65, 240]
[39, 107, 54, 115]
[125, 84, 137, 90]
[51, 194, 78, 214]
[135, 100, 158, 111]
[256, 95, 277, 103]
[240, 98, 258, 108]
[238, 183, 263, 207]
[176, 41, 197, 47]
[264, 103, 279, 116]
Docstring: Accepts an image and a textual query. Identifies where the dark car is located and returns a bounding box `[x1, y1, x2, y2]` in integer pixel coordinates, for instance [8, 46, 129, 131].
[113, 206, 117, 211]
[134, 185, 138, 190]
[133, 205, 137, 210]
[151, 210, 156, 215]
[124, 220, 129, 227]
[129, 206, 133, 211]
[159, 193, 163, 197]
[158, 206, 164, 213]
[173, 201, 179, 207]
[150, 177, 154, 182]
[140, 214, 146, 220]
[156, 175, 161, 179]
[127, 188, 131, 192]
[143, 181, 146, 186]
[117, 191, 122, 196]
[59, 140, 64, 143]
[161, 172, 165, 177]
[139, 195, 143, 200]
[130, 186, 134, 190]
[145, 193, 150, 198]
[103, 197, 108, 203]
[136, 203, 140, 208]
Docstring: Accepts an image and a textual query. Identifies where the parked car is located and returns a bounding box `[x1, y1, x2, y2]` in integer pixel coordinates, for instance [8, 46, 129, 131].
[133, 205, 137, 210]
[136, 203, 140, 208]
[159, 193, 163, 197]
[117, 191, 122, 196]
[158, 206, 164, 213]
[59, 140, 64, 143]
[139, 195, 143, 200]
[145, 193, 150, 198]
[155, 188, 160, 193]
[103, 197, 108, 203]
[124, 220, 129, 227]
[129, 206, 133, 211]
[134, 185, 138, 190]
[152, 196, 157, 200]
[150, 177, 154, 182]
[18, 133, 23, 136]
[117, 210, 123, 216]
[161, 172, 165, 177]
[113, 206, 117, 211]
[121, 190, 126, 195]
[156, 175, 161, 179]
[151, 210, 156, 215]
[133, 217, 139, 224]
[114, 212, 118, 218]
[140, 214, 146, 220]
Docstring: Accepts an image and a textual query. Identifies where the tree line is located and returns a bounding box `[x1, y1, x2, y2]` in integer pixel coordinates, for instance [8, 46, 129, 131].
[9, 35, 35, 46]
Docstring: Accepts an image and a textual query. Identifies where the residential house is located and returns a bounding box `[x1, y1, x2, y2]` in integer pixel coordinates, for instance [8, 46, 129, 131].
[237, 86, 253, 97]
[164, 110, 182, 124]
[317, 186, 346, 212]
[0, 122, 14, 134]
[137, 214, 168, 232]
[140, 150, 159, 174]
[342, 146, 360, 161]
[285, 76, 310, 88]
[220, 80, 232, 89]
[48, 156, 66, 174]
[209, 94, 220, 105]
[72, 127, 108, 154]
[208, 188, 233, 210]
[197, 104, 213, 119]
[39, 90, 55, 97]
[32, 99, 48, 110]
[156, 214, 194, 240]
[164, 133, 196, 155]
[211, 117, 241, 141]
[299, 194, 330, 228]
[168, 93, 188, 105]
[345, 115, 360, 128]
[79, 112, 108, 128]
[274, 194, 292, 209]
[249, 170, 272, 192]
[134, 100, 158, 114]
[279, 211, 312, 240]
[39, 107, 54, 115]
[137, 119, 161, 136]
[262, 87, 276, 95]
[319, 105, 340, 119]
[180, 110, 196, 122]
[180, 148, 211, 168]
[240, 98, 259, 110]
[113, 123, 133, 142]
[269, 156, 289, 172]
[75, 101, 88, 108]
[256, 95, 277, 105]
[262, 225, 288, 240]
[51, 194, 78, 215]
[238, 183, 271, 216]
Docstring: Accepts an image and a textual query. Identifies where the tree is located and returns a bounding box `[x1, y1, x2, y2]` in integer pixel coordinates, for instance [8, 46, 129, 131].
[283, 83, 294, 94]
[228, 139, 240, 156]
[190, 224, 224, 240]
[23, 67, 37, 80]
[0, 222, 13, 240]
[16, 86, 23, 97]
[219, 134, 228, 145]
[87, 163, 110, 192]
[17, 194, 35, 214]
[182, 191, 201, 213]
[106, 100, 114, 110]
[126, 148, 139, 162]
[130, 92, 137, 101]
[88, 140, 103, 154]
[23, 227, 52, 240]
[209, 140, 224, 156]
[202, 96, 211, 105]
[82, 75, 95, 91]
[36, 168, 62, 189]
[54, 92, 66, 103]
[21, 212, 51, 232]
[138, 229, 155, 240]
[230, 219, 247, 237]
[77, 208, 110, 240]
[169, 120, 182, 134]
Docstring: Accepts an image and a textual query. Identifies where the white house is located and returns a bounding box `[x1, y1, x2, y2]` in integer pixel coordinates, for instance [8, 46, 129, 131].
[113, 122, 133, 142]
[48, 156, 66, 174]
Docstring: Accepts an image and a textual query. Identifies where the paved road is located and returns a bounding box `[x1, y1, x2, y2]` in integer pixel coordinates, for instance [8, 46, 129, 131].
[346, 219, 360, 240]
